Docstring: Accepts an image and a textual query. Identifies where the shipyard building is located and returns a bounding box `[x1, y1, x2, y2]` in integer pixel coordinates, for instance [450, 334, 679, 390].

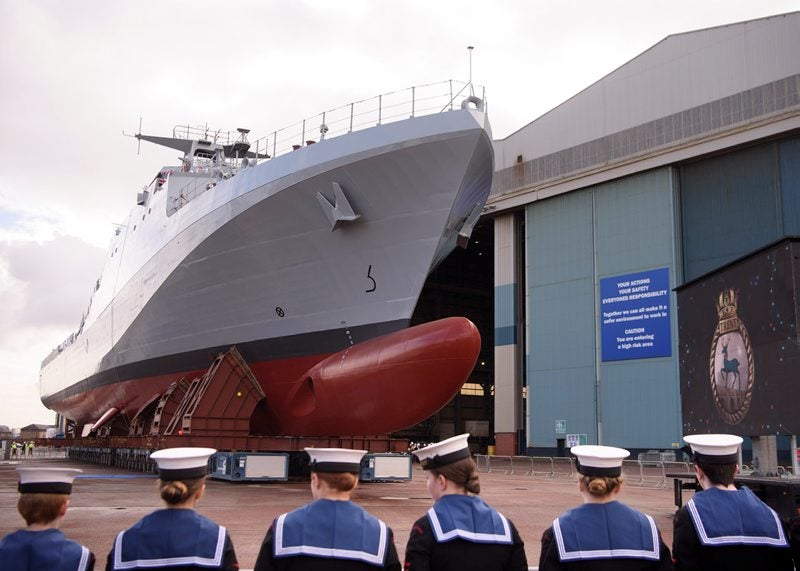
[432, 11, 800, 460]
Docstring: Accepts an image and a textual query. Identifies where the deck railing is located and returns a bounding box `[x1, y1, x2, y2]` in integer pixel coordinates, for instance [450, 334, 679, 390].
[172, 80, 485, 166]
[251, 80, 484, 159]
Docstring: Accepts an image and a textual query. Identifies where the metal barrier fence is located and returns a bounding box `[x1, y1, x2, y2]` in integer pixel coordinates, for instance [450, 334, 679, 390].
[486, 455, 512, 474]
[474, 454, 691, 488]
[474, 453, 490, 473]
[531, 456, 554, 477]
[552, 457, 575, 479]
[510, 455, 532, 475]
[1, 442, 69, 460]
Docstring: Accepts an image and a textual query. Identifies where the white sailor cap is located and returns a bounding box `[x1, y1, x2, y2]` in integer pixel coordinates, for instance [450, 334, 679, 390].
[413, 433, 471, 470]
[150, 447, 216, 480]
[17, 467, 82, 495]
[683, 434, 742, 464]
[305, 448, 366, 473]
[571, 445, 630, 478]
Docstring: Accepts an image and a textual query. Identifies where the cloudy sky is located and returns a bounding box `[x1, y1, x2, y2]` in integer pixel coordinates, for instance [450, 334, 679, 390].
[0, 0, 796, 430]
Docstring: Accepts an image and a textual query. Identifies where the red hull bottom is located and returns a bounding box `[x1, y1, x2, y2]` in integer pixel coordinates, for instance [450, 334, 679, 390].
[51, 318, 481, 437]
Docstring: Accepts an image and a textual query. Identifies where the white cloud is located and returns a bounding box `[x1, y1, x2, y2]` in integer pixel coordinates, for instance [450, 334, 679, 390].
[0, 235, 104, 428]
[1, 236, 106, 329]
[0, 325, 65, 428]
[0, 256, 26, 341]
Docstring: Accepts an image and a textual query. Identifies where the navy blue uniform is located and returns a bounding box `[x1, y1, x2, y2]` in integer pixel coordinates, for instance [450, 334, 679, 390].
[672, 487, 793, 570]
[539, 501, 673, 570]
[790, 514, 800, 567]
[105, 509, 237, 570]
[254, 499, 400, 570]
[0, 528, 95, 571]
[404, 494, 527, 571]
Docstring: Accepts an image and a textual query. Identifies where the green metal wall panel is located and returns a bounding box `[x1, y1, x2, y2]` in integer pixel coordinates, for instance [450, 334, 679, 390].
[529, 278, 596, 370]
[526, 168, 682, 450]
[680, 144, 780, 281]
[528, 190, 594, 287]
[594, 174, 675, 274]
[594, 170, 682, 448]
[780, 137, 800, 234]
[600, 358, 682, 448]
[527, 190, 596, 448]
[529, 367, 598, 446]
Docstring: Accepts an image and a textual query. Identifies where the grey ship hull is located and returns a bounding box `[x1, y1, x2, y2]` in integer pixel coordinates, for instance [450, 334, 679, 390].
[40, 107, 493, 428]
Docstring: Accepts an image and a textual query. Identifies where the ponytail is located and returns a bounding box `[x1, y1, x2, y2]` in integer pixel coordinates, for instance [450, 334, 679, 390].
[158, 476, 205, 505]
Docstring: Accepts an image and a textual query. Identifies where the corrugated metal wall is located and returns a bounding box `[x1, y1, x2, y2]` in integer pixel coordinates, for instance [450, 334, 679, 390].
[527, 190, 596, 447]
[595, 173, 682, 448]
[680, 135, 800, 281]
[779, 137, 800, 233]
[680, 144, 780, 280]
[526, 168, 681, 450]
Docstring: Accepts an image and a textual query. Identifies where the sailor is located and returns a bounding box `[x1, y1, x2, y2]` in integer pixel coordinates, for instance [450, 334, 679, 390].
[791, 515, 800, 569]
[0, 466, 95, 571]
[253, 447, 401, 570]
[106, 447, 238, 571]
[672, 434, 794, 570]
[538, 445, 673, 570]
[404, 434, 528, 571]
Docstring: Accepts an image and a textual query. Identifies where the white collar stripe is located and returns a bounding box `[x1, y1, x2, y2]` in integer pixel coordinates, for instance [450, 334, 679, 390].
[77, 546, 91, 571]
[553, 515, 660, 561]
[686, 498, 787, 546]
[274, 512, 387, 565]
[112, 525, 226, 569]
[427, 507, 512, 543]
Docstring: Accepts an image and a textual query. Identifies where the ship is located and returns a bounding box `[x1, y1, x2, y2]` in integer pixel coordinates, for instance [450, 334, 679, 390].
[40, 81, 493, 438]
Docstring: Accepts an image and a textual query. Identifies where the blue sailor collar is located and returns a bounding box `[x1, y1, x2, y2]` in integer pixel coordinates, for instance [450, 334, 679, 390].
[553, 501, 660, 562]
[426, 494, 512, 544]
[111, 509, 226, 569]
[687, 487, 788, 547]
[274, 499, 388, 566]
[1, 529, 92, 571]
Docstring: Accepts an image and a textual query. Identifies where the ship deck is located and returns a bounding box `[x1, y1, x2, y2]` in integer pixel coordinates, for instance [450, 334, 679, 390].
[0, 455, 679, 569]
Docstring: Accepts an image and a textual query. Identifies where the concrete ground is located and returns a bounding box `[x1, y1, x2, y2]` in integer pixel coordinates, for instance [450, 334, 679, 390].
[0, 457, 680, 569]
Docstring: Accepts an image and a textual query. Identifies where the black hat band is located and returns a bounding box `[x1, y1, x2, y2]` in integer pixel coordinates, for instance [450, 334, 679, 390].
[158, 466, 208, 481]
[419, 447, 471, 470]
[19, 482, 72, 494]
[575, 459, 622, 478]
[309, 461, 361, 473]
[693, 451, 739, 465]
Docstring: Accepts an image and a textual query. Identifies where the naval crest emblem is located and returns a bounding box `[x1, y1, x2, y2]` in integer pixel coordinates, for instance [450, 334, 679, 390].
[708, 289, 754, 424]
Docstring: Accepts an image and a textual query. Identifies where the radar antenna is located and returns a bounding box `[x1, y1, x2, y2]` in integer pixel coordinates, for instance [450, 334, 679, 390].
[122, 117, 143, 155]
[467, 46, 475, 95]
